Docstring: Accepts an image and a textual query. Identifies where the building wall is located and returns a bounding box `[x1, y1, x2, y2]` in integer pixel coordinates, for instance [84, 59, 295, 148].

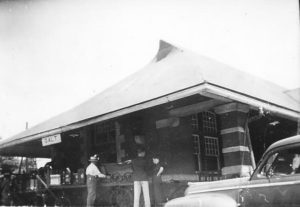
[87, 101, 261, 180]
[116, 106, 199, 181]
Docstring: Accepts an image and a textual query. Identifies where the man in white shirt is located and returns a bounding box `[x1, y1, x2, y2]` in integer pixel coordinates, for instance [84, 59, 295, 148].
[86, 154, 107, 207]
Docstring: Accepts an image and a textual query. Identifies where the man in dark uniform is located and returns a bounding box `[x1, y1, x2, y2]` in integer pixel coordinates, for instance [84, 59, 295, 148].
[125, 148, 151, 207]
[151, 154, 165, 207]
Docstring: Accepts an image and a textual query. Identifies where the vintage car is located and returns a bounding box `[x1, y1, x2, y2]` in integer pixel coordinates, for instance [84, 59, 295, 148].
[165, 135, 300, 207]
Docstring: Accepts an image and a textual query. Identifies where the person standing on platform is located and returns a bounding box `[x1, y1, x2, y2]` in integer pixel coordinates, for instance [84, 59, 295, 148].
[125, 148, 151, 207]
[151, 154, 165, 207]
[86, 154, 108, 207]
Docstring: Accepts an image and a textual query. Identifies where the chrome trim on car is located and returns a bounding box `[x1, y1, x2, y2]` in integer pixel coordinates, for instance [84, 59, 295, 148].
[188, 179, 300, 195]
[244, 179, 300, 189]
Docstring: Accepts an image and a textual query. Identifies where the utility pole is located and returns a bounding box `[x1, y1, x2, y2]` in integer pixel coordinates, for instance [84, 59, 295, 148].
[25, 122, 29, 172]
[297, 117, 300, 135]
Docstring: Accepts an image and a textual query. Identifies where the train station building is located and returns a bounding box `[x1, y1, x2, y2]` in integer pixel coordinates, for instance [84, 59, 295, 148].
[0, 40, 299, 205]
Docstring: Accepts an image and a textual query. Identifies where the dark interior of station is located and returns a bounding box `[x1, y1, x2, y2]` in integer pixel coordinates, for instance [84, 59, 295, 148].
[248, 111, 298, 163]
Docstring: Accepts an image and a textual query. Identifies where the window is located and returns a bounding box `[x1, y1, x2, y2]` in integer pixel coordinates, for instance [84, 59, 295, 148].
[202, 111, 218, 136]
[204, 136, 219, 157]
[191, 115, 199, 130]
[93, 121, 117, 163]
[191, 111, 220, 173]
[259, 147, 300, 177]
[94, 121, 116, 145]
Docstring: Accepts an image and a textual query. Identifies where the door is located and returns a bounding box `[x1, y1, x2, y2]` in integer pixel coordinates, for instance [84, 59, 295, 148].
[240, 145, 300, 207]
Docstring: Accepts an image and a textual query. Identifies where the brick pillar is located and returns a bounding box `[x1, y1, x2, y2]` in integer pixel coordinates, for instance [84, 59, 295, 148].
[214, 103, 253, 178]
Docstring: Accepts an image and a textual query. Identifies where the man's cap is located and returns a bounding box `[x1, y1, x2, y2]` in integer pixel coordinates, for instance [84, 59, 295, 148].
[89, 154, 99, 162]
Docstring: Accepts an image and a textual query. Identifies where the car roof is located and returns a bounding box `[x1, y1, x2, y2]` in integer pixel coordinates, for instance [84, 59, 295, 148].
[266, 135, 300, 152]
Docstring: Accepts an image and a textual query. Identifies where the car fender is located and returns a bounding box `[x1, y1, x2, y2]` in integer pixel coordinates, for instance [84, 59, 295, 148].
[165, 193, 238, 207]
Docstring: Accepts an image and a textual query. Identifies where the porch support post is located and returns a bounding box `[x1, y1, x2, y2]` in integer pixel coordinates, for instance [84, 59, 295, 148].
[79, 127, 90, 168]
[214, 102, 253, 178]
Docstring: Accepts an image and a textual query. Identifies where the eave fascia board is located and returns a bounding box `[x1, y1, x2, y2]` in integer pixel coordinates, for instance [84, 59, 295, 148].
[201, 84, 300, 121]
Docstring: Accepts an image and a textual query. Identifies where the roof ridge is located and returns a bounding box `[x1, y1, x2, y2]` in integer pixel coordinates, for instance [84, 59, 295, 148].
[155, 40, 180, 62]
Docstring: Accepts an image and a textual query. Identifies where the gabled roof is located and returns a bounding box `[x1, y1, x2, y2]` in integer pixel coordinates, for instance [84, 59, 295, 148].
[1, 40, 299, 154]
[285, 88, 300, 103]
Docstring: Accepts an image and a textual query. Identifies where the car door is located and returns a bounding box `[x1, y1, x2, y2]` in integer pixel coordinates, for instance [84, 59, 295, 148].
[240, 145, 300, 207]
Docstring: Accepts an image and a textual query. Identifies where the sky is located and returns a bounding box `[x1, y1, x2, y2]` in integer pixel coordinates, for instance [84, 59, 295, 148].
[0, 0, 299, 139]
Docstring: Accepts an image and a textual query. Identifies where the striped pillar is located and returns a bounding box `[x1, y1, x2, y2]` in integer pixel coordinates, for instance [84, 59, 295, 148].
[214, 103, 253, 178]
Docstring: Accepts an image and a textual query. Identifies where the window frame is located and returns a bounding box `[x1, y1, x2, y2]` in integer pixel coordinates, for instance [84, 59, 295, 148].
[251, 142, 300, 181]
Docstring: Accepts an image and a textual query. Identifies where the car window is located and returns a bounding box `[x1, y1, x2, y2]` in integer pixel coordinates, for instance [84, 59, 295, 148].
[258, 147, 300, 178]
[260, 153, 278, 176]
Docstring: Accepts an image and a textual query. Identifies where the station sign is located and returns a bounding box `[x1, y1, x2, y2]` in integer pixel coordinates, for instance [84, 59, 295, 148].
[42, 134, 62, 146]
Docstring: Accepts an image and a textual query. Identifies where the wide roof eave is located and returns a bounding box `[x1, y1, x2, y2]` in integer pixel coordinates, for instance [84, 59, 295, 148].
[0, 83, 299, 154]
